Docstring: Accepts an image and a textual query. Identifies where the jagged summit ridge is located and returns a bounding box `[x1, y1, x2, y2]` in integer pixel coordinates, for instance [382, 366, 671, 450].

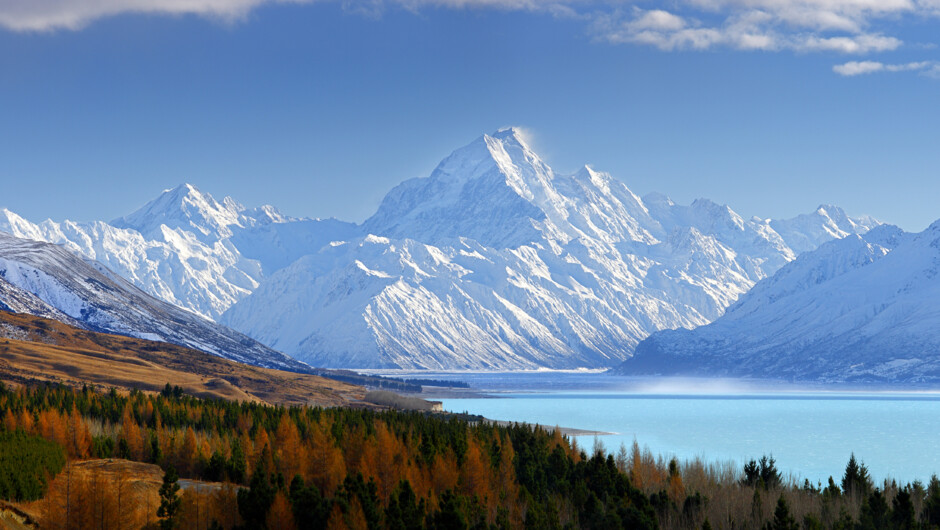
[221, 130, 879, 369]
[0, 130, 880, 370]
[112, 183, 294, 243]
[0, 184, 356, 320]
[362, 129, 560, 249]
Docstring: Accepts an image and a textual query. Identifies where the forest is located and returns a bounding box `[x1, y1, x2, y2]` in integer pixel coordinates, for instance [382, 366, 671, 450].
[0, 381, 939, 529]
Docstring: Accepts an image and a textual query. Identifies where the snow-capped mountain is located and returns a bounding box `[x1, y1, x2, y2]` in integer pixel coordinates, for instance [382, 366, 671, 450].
[0, 231, 307, 371]
[618, 221, 940, 382]
[221, 128, 878, 369]
[0, 128, 879, 370]
[0, 185, 355, 320]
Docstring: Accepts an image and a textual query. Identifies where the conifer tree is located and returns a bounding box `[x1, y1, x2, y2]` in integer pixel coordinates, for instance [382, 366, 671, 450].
[841, 453, 871, 498]
[890, 486, 916, 530]
[157, 466, 182, 530]
[765, 495, 798, 530]
[926, 475, 940, 527]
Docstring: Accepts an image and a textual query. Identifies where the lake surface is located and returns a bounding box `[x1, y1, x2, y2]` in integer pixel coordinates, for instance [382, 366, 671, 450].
[387, 371, 940, 485]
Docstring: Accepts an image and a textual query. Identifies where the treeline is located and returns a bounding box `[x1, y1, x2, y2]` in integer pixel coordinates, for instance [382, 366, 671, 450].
[311, 369, 423, 392]
[0, 382, 657, 529]
[311, 369, 470, 392]
[363, 390, 440, 411]
[2, 381, 940, 529]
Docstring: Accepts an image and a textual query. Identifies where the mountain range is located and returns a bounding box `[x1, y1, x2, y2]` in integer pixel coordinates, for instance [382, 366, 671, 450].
[0, 128, 880, 370]
[0, 231, 306, 371]
[618, 221, 940, 383]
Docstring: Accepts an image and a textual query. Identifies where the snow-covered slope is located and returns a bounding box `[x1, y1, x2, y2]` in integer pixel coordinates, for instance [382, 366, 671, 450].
[0, 275, 82, 326]
[221, 128, 878, 369]
[0, 129, 879, 370]
[0, 231, 307, 371]
[618, 222, 940, 382]
[0, 185, 355, 320]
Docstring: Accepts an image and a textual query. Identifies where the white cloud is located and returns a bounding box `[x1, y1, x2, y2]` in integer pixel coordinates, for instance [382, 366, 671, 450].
[0, 0, 586, 31]
[799, 33, 902, 53]
[596, 6, 909, 54]
[833, 59, 936, 75]
[630, 9, 687, 32]
[1, 0, 939, 78]
[0, 0, 319, 31]
[832, 60, 887, 74]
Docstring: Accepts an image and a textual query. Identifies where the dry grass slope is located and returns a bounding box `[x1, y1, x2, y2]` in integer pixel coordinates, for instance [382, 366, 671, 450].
[0, 310, 365, 407]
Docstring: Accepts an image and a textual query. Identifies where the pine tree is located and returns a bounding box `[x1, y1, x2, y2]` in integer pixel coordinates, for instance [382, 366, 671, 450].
[890, 486, 916, 530]
[841, 453, 871, 498]
[765, 495, 798, 530]
[926, 475, 940, 527]
[157, 466, 182, 530]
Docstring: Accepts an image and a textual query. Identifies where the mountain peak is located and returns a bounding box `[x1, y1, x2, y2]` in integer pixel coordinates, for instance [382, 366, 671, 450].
[164, 182, 198, 195]
[113, 183, 243, 243]
[363, 128, 562, 248]
[157, 183, 217, 206]
[814, 204, 848, 219]
[490, 126, 529, 146]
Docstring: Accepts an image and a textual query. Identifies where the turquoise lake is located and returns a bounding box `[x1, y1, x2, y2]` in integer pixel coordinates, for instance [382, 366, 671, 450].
[394, 372, 940, 486]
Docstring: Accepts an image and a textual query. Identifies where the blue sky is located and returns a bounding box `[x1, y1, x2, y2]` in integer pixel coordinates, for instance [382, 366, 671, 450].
[1, 0, 938, 231]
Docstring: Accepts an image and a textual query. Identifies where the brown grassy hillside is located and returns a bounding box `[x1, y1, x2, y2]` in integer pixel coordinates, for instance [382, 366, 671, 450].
[0, 310, 364, 407]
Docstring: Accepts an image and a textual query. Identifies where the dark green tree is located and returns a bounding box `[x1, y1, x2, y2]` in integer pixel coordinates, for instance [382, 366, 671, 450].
[831, 507, 855, 530]
[149, 431, 162, 464]
[203, 450, 226, 482]
[759, 455, 782, 490]
[841, 454, 871, 498]
[858, 489, 889, 530]
[751, 488, 764, 525]
[743, 459, 760, 487]
[890, 486, 916, 530]
[431, 489, 468, 530]
[0, 431, 66, 501]
[764, 495, 798, 530]
[822, 476, 841, 498]
[157, 466, 182, 530]
[237, 458, 275, 528]
[743, 455, 781, 489]
[289, 475, 330, 529]
[227, 438, 247, 484]
[334, 473, 382, 529]
[802, 513, 824, 530]
[385, 480, 425, 530]
[925, 475, 940, 527]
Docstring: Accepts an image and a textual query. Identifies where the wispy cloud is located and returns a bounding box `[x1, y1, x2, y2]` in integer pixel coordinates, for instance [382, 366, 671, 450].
[833, 59, 939, 75]
[592, 3, 914, 54]
[0, 0, 314, 32]
[2, 0, 940, 77]
[1, 0, 587, 31]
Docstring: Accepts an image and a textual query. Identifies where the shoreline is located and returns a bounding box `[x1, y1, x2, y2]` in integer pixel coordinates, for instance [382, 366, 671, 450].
[484, 418, 616, 437]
